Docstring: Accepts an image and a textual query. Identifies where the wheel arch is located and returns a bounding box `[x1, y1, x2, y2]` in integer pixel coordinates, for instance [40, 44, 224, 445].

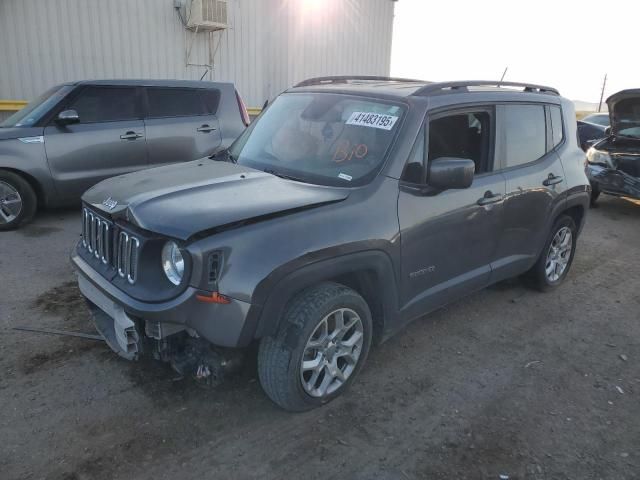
[250, 250, 399, 343]
[0, 167, 46, 207]
[563, 204, 585, 231]
[561, 188, 589, 234]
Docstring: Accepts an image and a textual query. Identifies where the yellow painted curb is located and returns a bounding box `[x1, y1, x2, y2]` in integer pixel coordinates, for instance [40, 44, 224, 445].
[0, 100, 263, 115]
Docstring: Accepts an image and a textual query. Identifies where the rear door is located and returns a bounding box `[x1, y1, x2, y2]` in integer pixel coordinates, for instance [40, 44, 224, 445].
[143, 87, 222, 167]
[491, 103, 568, 281]
[43, 85, 147, 201]
[398, 106, 506, 322]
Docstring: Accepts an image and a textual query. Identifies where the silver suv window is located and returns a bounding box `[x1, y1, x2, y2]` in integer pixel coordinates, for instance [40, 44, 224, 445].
[68, 86, 139, 123]
[0, 85, 73, 128]
[146, 87, 220, 118]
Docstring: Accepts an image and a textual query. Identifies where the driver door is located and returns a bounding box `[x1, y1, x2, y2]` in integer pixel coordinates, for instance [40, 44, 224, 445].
[398, 107, 506, 322]
[43, 85, 148, 202]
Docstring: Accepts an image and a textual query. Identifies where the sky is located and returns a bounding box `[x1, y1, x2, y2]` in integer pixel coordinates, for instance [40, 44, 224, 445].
[391, 0, 639, 103]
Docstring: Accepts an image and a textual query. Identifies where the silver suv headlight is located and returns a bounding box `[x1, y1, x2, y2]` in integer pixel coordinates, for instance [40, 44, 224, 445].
[161, 241, 185, 285]
[586, 147, 613, 167]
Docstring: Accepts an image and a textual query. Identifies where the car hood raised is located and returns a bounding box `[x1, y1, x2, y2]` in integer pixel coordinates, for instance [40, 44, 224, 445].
[82, 159, 350, 240]
[606, 89, 640, 136]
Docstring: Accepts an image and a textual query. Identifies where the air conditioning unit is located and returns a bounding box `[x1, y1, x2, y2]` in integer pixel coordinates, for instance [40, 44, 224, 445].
[187, 0, 229, 31]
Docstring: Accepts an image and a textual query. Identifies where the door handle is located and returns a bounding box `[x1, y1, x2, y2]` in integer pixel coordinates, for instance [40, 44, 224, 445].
[197, 125, 217, 133]
[477, 190, 503, 206]
[120, 131, 143, 140]
[543, 173, 564, 186]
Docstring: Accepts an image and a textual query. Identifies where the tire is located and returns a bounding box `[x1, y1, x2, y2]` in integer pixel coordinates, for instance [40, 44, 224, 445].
[526, 215, 577, 292]
[0, 170, 37, 231]
[258, 282, 373, 412]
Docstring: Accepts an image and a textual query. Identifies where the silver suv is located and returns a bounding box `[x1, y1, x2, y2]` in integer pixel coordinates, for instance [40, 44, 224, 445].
[0, 79, 248, 230]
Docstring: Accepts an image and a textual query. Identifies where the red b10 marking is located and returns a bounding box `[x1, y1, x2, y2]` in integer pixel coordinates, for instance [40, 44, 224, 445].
[333, 141, 368, 163]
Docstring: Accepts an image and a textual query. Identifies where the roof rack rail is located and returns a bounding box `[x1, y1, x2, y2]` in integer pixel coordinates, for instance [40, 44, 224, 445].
[294, 76, 428, 88]
[412, 80, 559, 96]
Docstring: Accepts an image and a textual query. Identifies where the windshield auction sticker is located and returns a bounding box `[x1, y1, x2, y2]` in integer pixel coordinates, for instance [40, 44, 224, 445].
[346, 112, 399, 130]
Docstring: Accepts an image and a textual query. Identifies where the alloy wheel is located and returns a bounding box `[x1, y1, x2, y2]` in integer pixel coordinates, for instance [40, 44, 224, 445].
[300, 308, 364, 397]
[545, 226, 573, 282]
[0, 181, 23, 224]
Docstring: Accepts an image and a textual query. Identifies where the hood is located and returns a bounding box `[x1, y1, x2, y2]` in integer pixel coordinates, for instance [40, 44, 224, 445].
[606, 89, 640, 136]
[83, 159, 350, 240]
[0, 126, 43, 141]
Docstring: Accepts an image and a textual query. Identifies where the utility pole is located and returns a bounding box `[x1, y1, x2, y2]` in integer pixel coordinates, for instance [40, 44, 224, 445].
[598, 73, 608, 112]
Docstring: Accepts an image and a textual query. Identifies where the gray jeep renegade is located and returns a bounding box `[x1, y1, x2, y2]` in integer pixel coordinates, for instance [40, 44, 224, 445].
[72, 77, 590, 411]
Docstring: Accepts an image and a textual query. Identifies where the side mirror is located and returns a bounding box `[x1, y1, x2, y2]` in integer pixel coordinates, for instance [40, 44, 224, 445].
[56, 109, 80, 125]
[428, 157, 475, 190]
[604, 126, 612, 135]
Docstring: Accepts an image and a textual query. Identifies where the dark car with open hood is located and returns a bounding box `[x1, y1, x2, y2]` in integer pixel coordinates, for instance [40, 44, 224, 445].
[72, 77, 590, 411]
[587, 89, 640, 204]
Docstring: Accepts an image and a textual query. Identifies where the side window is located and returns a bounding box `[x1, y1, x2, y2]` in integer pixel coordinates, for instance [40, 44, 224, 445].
[503, 105, 546, 168]
[67, 86, 138, 123]
[146, 88, 220, 118]
[402, 125, 426, 183]
[550, 105, 564, 148]
[428, 111, 493, 174]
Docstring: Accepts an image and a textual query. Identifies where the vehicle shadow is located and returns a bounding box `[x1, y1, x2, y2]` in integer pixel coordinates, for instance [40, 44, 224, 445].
[593, 195, 640, 218]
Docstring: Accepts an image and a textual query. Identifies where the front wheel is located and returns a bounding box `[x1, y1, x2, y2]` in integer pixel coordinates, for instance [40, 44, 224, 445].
[0, 170, 37, 231]
[526, 215, 577, 291]
[258, 282, 372, 412]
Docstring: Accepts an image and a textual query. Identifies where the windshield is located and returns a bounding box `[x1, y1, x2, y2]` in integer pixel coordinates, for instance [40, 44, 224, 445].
[228, 93, 405, 186]
[613, 98, 640, 139]
[0, 85, 72, 128]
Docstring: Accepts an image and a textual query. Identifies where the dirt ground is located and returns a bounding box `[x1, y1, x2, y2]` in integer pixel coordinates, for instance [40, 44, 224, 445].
[1, 196, 638, 480]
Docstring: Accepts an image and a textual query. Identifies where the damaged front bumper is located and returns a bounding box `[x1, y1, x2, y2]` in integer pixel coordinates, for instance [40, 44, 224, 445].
[587, 164, 640, 199]
[72, 251, 255, 355]
[73, 252, 247, 383]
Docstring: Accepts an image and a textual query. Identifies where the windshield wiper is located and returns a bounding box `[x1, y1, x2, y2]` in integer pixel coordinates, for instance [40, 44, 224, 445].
[263, 168, 306, 183]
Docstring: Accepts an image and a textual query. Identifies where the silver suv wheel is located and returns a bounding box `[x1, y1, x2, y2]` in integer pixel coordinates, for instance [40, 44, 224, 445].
[545, 226, 573, 282]
[300, 308, 364, 397]
[0, 180, 23, 224]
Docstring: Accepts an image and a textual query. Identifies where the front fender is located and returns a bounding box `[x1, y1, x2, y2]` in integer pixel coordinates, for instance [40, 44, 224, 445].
[246, 250, 400, 341]
[0, 135, 57, 206]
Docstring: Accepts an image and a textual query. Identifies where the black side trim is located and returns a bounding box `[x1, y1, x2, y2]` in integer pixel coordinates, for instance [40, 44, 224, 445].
[246, 250, 399, 341]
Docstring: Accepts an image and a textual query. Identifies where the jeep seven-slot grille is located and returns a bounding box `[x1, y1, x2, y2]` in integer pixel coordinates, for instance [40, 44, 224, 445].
[81, 207, 140, 284]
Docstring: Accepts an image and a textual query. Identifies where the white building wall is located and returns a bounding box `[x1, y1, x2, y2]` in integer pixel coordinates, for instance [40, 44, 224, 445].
[0, 0, 395, 110]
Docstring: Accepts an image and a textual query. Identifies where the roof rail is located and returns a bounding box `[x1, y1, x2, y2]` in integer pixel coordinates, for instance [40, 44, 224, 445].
[294, 76, 428, 88]
[412, 80, 559, 96]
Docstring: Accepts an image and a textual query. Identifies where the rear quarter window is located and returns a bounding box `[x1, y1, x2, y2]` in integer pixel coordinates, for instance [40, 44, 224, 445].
[503, 104, 546, 168]
[550, 105, 564, 148]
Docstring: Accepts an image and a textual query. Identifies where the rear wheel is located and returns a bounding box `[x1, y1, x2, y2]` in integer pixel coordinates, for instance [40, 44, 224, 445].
[258, 282, 372, 412]
[0, 170, 37, 231]
[526, 215, 577, 291]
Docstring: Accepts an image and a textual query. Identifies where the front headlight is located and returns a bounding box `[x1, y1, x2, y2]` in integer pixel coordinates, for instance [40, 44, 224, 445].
[586, 147, 613, 167]
[161, 241, 185, 285]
